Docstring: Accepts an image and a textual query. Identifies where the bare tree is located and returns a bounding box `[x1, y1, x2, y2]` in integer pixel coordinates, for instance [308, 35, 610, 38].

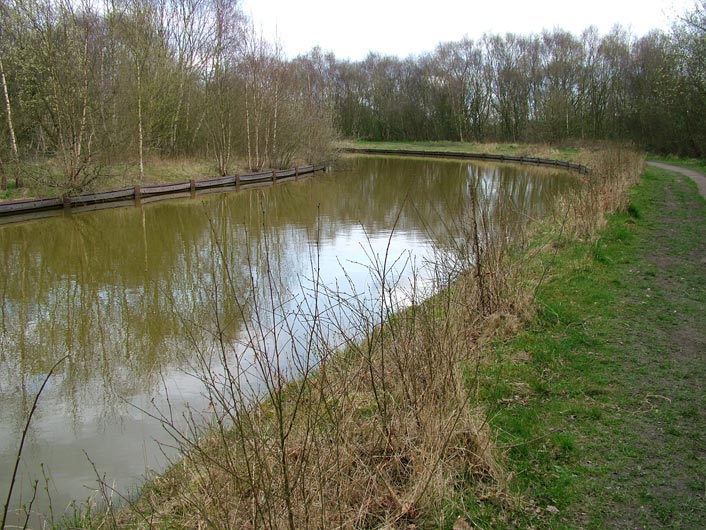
[164, 0, 214, 155]
[0, 2, 20, 189]
[240, 24, 284, 170]
[9, 0, 103, 191]
[202, 0, 244, 175]
[0, 55, 19, 189]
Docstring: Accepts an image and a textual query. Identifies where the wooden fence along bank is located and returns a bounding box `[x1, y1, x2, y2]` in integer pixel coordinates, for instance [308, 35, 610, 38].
[0, 165, 326, 224]
[0, 150, 590, 224]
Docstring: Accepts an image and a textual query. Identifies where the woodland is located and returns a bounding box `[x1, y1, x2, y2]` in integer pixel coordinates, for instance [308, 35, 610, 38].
[0, 0, 704, 193]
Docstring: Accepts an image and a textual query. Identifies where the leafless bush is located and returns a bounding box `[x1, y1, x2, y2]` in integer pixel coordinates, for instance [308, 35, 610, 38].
[62, 186, 528, 530]
[555, 145, 643, 241]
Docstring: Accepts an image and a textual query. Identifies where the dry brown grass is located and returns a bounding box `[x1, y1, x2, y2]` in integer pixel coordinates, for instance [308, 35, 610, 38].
[124, 253, 512, 528]
[2, 154, 310, 200]
[559, 146, 644, 240]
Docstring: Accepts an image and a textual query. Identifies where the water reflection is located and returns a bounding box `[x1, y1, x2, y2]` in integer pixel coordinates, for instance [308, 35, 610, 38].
[0, 155, 578, 525]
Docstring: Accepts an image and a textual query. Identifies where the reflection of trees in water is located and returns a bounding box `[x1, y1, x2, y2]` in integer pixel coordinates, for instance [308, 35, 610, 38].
[0, 157, 579, 437]
[0, 206, 241, 435]
[303, 156, 577, 249]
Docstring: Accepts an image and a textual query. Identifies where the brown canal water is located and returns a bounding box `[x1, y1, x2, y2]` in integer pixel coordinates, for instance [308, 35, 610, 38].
[0, 155, 580, 526]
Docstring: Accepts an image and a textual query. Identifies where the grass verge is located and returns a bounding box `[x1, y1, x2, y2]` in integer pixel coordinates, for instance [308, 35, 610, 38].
[458, 164, 706, 528]
[0, 158, 226, 201]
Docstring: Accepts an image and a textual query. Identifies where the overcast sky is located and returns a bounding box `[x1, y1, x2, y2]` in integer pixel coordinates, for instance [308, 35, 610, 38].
[239, 0, 694, 60]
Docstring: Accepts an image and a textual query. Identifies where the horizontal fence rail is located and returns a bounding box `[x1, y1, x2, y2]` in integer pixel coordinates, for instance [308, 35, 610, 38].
[340, 147, 591, 174]
[0, 165, 326, 223]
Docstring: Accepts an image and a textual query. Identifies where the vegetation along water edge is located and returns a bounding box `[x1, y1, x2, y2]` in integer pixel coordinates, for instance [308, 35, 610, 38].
[41, 141, 704, 528]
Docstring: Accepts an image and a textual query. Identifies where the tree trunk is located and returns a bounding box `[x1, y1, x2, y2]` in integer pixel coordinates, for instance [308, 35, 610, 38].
[272, 77, 279, 166]
[170, 72, 185, 155]
[1, 155, 6, 190]
[137, 66, 145, 180]
[0, 55, 20, 188]
[72, 34, 91, 189]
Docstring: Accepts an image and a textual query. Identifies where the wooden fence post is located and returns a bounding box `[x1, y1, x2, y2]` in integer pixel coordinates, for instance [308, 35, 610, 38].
[134, 185, 141, 206]
[63, 195, 71, 210]
[190, 179, 196, 198]
[272, 170, 277, 183]
[235, 175, 240, 190]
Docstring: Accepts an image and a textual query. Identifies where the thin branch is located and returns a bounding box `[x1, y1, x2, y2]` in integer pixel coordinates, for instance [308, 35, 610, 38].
[1, 355, 69, 530]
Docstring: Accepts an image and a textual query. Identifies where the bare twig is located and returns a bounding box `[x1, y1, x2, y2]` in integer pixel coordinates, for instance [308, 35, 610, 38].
[1, 355, 68, 530]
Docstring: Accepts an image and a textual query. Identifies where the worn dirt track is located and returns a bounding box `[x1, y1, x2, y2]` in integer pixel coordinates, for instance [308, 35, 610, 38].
[602, 162, 706, 528]
[647, 161, 706, 200]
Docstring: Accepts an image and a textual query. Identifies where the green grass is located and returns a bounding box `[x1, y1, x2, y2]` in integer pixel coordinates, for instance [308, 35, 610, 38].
[459, 164, 706, 528]
[0, 180, 19, 200]
[649, 155, 706, 174]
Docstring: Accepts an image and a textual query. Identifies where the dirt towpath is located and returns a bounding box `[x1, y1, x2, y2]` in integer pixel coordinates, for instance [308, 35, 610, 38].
[647, 161, 706, 200]
[488, 162, 706, 528]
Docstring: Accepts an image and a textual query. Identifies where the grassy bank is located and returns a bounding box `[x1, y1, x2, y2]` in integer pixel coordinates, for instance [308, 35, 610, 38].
[0, 157, 221, 201]
[337, 140, 594, 162]
[59, 143, 648, 529]
[459, 164, 706, 528]
[0, 153, 326, 202]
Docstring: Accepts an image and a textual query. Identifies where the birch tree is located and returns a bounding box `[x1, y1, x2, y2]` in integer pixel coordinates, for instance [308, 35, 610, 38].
[202, 0, 243, 175]
[9, 0, 103, 191]
[0, 54, 19, 189]
[240, 25, 283, 170]
[111, 0, 170, 179]
[164, 0, 214, 155]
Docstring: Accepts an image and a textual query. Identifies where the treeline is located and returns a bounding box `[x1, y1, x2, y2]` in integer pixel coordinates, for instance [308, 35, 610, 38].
[0, 0, 336, 191]
[310, 8, 704, 156]
[1, 1, 704, 193]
